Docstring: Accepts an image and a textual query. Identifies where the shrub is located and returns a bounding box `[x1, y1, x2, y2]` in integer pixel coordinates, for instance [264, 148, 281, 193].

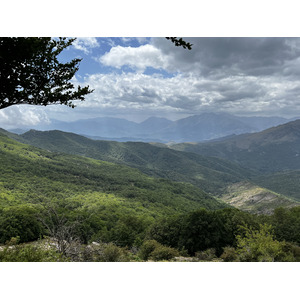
[195, 248, 218, 261]
[236, 224, 294, 262]
[282, 242, 300, 262]
[220, 247, 240, 262]
[138, 240, 161, 261]
[81, 242, 130, 262]
[101, 243, 129, 262]
[138, 239, 179, 261]
[0, 238, 66, 262]
[0, 205, 44, 244]
[149, 245, 179, 261]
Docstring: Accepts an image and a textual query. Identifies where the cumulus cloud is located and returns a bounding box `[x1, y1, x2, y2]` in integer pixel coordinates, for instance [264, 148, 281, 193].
[73, 70, 300, 118]
[151, 37, 300, 78]
[98, 44, 169, 72]
[5, 37, 300, 127]
[0, 106, 50, 129]
[97, 37, 300, 80]
[73, 37, 100, 54]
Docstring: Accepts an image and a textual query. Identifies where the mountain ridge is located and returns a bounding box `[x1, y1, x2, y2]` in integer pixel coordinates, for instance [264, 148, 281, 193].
[14, 128, 254, 195]
[1, 127, 298, 213]
[6, 113, 297, 143]
[171, 119, 300, 172]
[0, 131, 225, 213]
[170, 119, 300, 201]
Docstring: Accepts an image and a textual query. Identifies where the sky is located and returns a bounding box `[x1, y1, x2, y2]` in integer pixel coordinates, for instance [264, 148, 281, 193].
[3, 36, 300, 129]
[2, 0, 300, 131]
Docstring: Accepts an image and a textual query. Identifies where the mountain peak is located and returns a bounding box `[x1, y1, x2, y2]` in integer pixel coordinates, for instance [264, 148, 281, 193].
[8, 113, 297, 143]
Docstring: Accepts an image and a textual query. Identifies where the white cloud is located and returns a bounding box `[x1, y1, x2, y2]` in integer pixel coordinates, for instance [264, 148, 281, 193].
[98, 44, 169, 72]
[73, 37, 100, 54]
[4, 37, 300, 128]
[72, 70, 300, 119]
[4, 70, 300, 128]
[0, 106, 50, 129]
[151, 37, 300, 79]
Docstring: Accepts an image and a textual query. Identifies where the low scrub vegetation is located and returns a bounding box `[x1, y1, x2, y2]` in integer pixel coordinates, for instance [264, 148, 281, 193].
[1, 206, 299, 262]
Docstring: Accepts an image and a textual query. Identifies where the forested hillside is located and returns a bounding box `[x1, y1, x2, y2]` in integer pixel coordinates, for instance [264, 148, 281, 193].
[171, 119, 300, 173]
[10, 128, 254, 195]
[2, 128, 297, 213]
[170, 120, 300, 202]
[0, 131, 227, 245]
[1, 130, 300, 262]
[252, 171, 300, 202]
[1, 132, 226, 209]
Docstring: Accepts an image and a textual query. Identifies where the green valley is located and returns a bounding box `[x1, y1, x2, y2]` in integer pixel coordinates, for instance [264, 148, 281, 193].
[0, 132, 227, 251]
[8, 128, 254, 195]
[1, 124, 300, 262]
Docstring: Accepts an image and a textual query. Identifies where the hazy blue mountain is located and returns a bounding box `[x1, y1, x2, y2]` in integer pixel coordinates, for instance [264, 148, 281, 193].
[49, 117, 140, 137]
[154, 113, 255, 142]
[6, 128, 28, 134]
[138, 116, 173, 133]
[8, 113, 296, 143]
[147, 113, 295, 142]
[171, 119, 300, 173]
[82, 116, 173, 142]
[234, 115, 289, 131]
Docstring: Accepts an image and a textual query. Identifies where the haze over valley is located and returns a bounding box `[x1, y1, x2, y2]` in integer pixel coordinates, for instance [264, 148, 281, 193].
[6, 112, 299, 143]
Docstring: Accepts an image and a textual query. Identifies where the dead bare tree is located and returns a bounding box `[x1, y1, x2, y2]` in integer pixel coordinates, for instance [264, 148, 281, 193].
[37, 204, 82, 260]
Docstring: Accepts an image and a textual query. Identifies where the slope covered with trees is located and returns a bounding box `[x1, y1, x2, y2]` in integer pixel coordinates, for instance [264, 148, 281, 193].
[1, 132, 300, 261]
[2, 128, 297, 213]
[171, 119, 300, 173]
[0, 132, 225, 245]
[170, 120, 300, 202]
[10, 128, 254, 195]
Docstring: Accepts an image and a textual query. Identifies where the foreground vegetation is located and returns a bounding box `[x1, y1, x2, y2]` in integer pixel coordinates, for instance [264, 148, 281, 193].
[1, 206, 300, 262]
[1, 132, 300, 261]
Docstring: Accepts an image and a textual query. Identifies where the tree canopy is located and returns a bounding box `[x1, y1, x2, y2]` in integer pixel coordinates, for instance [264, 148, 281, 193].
[0, 37, 93, 110]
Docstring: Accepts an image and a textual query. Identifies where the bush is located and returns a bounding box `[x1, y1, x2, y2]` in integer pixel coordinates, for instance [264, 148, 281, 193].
[220, 247, 240, 262]
[236, 224, 295, 262]
[282, 242, 300, 262]
[81, 242, 130, 262]
[101, 243, 130, 262]
[149, 245, 179, 261]
[0, 238, 66, 262]
[0, 205, 44, 244]
[195, 248, 218, 261]
[138, 240, 160, 261]
[138, 239, 179, 261]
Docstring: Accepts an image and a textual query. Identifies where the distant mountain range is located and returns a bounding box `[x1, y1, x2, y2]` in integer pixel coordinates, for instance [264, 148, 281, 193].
[171, 119, 300, 173]
[170, 119, 300, 202]
[9, 113, 298, 143]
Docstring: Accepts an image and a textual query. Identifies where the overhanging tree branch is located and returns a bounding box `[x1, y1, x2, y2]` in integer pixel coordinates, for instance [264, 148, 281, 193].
[166, 37, 193, 50]
[0, 37, 93, 110]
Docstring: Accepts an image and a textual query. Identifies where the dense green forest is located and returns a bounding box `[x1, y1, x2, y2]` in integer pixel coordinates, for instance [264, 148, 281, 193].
[170, 119, 300, 174]
[2, 128, 297, 213]
[1, 131, 300, 261]
[9, 128, 254, 195]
